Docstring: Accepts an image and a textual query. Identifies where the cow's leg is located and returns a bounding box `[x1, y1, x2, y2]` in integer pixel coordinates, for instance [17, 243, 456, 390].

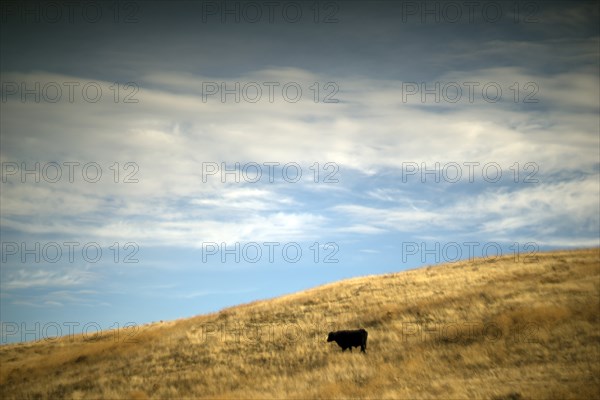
[360, 345, 365, 352]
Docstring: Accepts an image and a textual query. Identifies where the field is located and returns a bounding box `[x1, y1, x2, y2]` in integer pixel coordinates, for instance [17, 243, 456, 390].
[1, 248, 599, 399]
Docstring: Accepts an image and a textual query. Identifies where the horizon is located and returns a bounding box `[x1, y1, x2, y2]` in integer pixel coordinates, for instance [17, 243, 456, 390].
[1, 0, 599, 345]
[1, 246, 597, 345]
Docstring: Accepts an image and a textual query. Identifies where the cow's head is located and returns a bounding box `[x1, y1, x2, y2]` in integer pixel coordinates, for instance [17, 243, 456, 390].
[327, 332, 335, 342]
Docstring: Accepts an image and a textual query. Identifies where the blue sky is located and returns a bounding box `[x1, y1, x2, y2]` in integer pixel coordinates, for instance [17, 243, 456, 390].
[1, 0, 598, 343]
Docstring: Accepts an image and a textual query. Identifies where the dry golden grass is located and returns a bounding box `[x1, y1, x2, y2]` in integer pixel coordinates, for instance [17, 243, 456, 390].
[1, 248, 598, 399]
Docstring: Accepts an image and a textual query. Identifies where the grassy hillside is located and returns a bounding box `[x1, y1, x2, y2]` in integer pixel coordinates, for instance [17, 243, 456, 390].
[1, 248, 599, 399]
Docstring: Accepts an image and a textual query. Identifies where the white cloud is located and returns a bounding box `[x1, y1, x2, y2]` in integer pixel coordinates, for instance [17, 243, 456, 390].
[333, 175, 599, 246]
[1, 267, 97, 290]
[1, 64, 598, 249]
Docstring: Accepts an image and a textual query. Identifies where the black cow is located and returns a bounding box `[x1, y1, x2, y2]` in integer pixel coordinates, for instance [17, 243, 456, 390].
[327, 329, 368, 353]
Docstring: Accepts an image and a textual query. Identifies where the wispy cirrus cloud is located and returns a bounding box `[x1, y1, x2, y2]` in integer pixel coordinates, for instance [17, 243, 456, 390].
[332, 175, 599, 247]
[1, 267, 97, 291]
